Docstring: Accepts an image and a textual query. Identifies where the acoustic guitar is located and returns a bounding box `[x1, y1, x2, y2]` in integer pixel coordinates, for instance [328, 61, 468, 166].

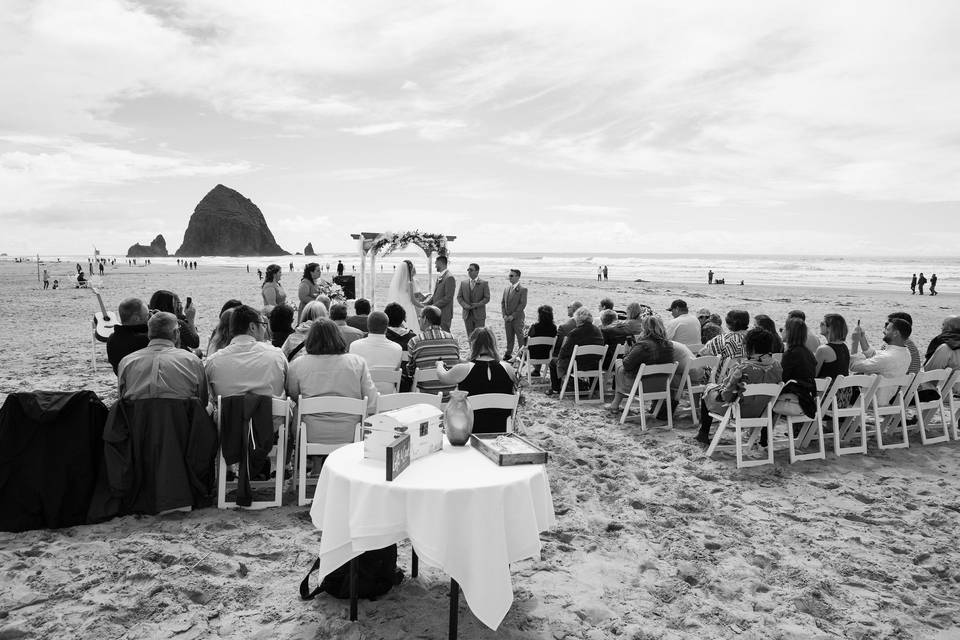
[92, 287, 117, 343]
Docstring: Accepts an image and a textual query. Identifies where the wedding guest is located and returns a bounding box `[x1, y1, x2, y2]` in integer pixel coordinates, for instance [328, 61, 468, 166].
[547, 307, 604, 395]
[456, 262, 490, 336]
[775, 318, 817, 420]
[924, 315, 960, 361]
[699, 309, 750, 373]
[384, 302, 418, 391]
[695, 328, 782, 445]
[406, 306, 461, 397]
[856, 312, 921, 374]
[606, 316, 675, 416]
[297, 263, 321, 320]
[600, 309, 630, 369]
[850, 317, 912, 403]
[525, 304, 558, 377]
[261, 264, 287, 308]
[269, 305, 295, 349]
[815, 313, 850, 379]
[701, 322, 722, 345]
[599, 297, 626, 320]
[785, 310, 821, 353]
[330, 303, 364, 349]
[282, 301, 328, 362]
[436, 327, 517, 433]
[706, 313, 723, 328]
[501, 268, 527, 361]
[696, 308, 712, 327]
[346, 298, 371, 333]
[107, 298, 150, 375]
[149, 290, 199, 350]
[287, 319, 377, 446]
[618, 302, 647, 335]
[117, 312, 207, 404]
[553, 301, 583, 357]
[349, 311, 402, 395]
[923, 316, 960, 392]
[664, 299, 701, 350]
[207, 300, 243, 357]
[205, 305, 287, 399]
[753, 315, 784, 353]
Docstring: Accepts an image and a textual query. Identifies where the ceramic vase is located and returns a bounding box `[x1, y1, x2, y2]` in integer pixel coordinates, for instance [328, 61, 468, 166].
[444, 390, 474, 446]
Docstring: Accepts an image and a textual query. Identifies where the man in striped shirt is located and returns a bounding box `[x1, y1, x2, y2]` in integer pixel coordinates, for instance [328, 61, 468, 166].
[699, 310, 750, 375]
[406, 306, 461, 397]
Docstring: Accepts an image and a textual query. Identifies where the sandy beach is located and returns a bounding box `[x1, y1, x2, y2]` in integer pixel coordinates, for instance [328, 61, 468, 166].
[1, 259, 959, 640]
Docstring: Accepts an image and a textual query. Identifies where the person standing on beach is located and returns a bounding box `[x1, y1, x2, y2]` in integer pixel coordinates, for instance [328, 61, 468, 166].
[42, 269, 49, 289]
[910, 274, 917, 295]
[336, 260, 344, 277]
[422, 255, 456, 332]
[501, 269, 527, 361]
[708, 270, 714, 285]
[603, 265, 608, 281]
[917, 272, 927, 295]
[597, 266, 602, 282]
[456, 262, 490, 336]
[930, 273, 938, 295]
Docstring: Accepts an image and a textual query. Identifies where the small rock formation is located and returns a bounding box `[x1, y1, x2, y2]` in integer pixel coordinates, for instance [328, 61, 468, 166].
[127, 234, 169, 257]
[175, 184, 288, 256]
[304, 242, 316, 256]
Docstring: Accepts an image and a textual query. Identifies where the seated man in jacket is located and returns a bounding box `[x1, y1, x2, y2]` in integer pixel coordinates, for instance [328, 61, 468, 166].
[107, 297, 150, 374]
[117, 312, 207, 405]
[205, 304, 288, 400]
[695, 327, 782, 445]
[548, 306, 605, 394]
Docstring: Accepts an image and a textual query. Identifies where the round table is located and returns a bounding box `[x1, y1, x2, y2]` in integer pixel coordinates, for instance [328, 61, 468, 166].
[309, 439, 555, 631]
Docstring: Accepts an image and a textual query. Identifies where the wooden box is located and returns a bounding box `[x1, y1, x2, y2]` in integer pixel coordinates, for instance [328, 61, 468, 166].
[363, 403, 443, 462]
[469, 433, 548, 466]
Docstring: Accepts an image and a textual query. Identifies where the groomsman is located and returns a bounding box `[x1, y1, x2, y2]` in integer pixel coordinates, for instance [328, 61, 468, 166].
[456, 263, 490, 336]
[423, 254, 456, 332]
[501, 269, 527, 361]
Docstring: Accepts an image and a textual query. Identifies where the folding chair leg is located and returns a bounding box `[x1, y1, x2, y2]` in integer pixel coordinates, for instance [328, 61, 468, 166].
[705, 413, 731, 458]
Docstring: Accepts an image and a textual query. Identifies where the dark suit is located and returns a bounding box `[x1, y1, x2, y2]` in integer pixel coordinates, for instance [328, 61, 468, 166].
[501, 284, 528, 357]
[426, 271, 457, 332]
[549, 322, 604, 391]
[456, 278, 490, 336]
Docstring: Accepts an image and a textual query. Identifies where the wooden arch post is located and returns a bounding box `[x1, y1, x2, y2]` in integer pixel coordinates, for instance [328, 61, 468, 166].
[350, 232, 457, 309]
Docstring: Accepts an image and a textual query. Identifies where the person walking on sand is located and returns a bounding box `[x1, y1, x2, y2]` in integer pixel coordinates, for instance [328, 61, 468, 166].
[603, 265, 608, 281]
[930, 273, 938, 296]
[917, 272, 927, 295]
[597, 266, 602, 282]
[910, 273, 917, 295]
[708, 269, 714, 285]
[42, 269, 49, 290]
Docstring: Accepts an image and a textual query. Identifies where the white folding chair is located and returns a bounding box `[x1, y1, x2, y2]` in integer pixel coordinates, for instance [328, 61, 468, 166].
[376, 391, 443, 413]
[943, 368, 960, 440]
[869, 374, 913, 450]
[216, 396, 289, 510]
[605, 343, 626, 389]
[467, 393, 521, 433]
[412, 367, 441, 393]
[558, 344, 609, 404]
[675, 355, 720, 423]
[819, 374, 878, 456]
[705, 382, 784, 468]
[905, 369, 954, 445]
[785, 377, 831, 463]
[369, 367, 402, 394]
[619, 362, 678, 429]
[294, 395, 367, 506]
[685, 343, 704, 356]
[516, 336, 556, 385]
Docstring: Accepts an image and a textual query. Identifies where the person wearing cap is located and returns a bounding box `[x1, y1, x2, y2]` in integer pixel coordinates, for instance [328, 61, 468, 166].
[664, 299, 702, 351]
[696, 308, 712, 327]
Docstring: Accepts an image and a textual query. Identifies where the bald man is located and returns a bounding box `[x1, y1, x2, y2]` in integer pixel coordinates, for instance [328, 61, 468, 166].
[117, 312, 207, 404]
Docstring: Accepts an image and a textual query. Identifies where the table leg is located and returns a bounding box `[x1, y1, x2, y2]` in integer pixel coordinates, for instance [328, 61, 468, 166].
[349, 557, 358, 621]
[449, 578, 459, 640]
[412, 549, 419, 578]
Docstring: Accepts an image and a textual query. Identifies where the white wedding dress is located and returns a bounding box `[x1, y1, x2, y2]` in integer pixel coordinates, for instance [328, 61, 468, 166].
[386, 265, 422, 332]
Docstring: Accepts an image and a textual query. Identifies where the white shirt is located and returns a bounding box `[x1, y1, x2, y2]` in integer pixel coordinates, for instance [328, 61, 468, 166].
[205, 335, 288, 399]
[849, 343, 910, 404]
[665, 313, 701, 347]
[349, 334, 403, 394]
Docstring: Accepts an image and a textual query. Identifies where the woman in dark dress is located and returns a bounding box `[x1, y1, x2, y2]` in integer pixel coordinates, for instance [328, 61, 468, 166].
[525, 305, 558, 376]
[815, 313, 850, 379]
[436, 328, 517, 433]
[776, 317, 817, 419]
[269, 304, 295, 349]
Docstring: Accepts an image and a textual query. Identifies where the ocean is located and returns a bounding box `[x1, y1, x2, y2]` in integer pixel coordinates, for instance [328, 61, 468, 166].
[13, 251, 958, 293]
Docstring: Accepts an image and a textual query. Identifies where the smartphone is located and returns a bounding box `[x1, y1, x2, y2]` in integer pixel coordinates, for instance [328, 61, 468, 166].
[186, 296, 193, 308]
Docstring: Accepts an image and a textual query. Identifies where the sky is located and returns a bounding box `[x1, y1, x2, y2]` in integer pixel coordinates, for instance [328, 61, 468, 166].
[2, 0, 960, 256]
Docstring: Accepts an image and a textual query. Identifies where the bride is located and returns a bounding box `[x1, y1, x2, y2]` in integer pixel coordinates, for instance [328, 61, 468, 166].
[386, 259, 424, 332]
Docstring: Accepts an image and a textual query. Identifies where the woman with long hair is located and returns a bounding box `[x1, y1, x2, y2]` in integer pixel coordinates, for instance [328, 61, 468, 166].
[815, 313, 850, 379]
[298, 262, 321, 321]
[282, 301, 328, 362]
[286, 319, 377, 445]
[385, 259, 423, 332]
[261, 264, 287, 308]
[149, 289, 200, 350]
[753, 314, 784, 353]
[436, 327, 517, 433]
[525, 304, 558, 376]
[607, 316, 674, 415]
[775, 317, 818, 420]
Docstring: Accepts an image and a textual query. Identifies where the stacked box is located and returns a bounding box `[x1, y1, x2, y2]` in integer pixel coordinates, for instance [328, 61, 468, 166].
[363, 403, 443, 461]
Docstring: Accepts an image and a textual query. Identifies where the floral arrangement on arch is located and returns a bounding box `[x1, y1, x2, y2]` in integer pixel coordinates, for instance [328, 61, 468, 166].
[368, 230, 449, 257]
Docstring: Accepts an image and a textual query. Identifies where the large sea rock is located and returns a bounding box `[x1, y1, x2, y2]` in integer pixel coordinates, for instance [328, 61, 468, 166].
[175, 184, 288, 256]
[127, 234, 168, 257]
[304, 242, 316, 256]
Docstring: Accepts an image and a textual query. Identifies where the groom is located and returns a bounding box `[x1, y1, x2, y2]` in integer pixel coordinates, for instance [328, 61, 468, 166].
[422, 254, 456, 332]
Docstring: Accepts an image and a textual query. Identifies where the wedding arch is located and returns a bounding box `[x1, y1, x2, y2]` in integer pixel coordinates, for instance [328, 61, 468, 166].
[350, 231, 456, 307]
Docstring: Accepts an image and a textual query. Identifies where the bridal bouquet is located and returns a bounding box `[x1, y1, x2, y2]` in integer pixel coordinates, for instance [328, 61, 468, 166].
[317, 279, 345, 301]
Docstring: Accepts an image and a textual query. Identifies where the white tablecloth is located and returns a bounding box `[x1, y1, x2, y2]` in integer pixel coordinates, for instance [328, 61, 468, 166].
[309, 439, 556, 630]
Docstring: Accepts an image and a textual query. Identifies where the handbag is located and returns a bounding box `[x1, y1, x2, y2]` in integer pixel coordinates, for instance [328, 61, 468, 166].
[300, 546, 402, 601]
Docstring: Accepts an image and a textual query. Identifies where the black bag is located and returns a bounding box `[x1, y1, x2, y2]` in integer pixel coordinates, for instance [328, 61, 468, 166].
[300, 545, 402, 601]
